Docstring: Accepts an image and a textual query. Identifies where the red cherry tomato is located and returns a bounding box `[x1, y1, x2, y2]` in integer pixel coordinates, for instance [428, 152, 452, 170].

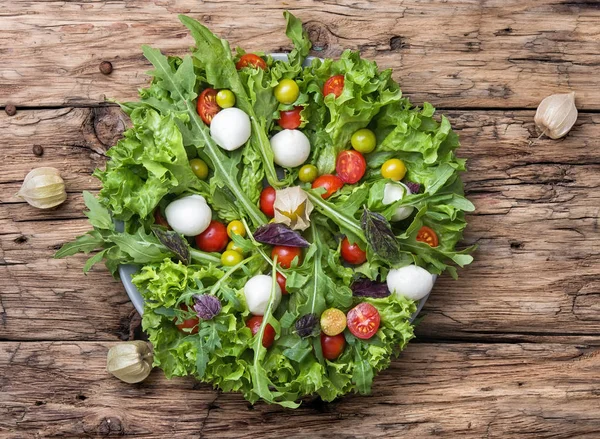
[153, 209, 170, 228]
[271, 246, 303, 269]
[259, 186, 276, 217]
[195, 220, 228, 253]
[196, 88, 220, 125]
[175, 304, 199, 334]
[340, 237, 367, 265]
[347, 303, 380, 340]
[278, 106, 302, 130]
[246, 315, 276, 348]
[276, 271, 288, 295]
[323, 75, 345, 98]
[312, 174, 344, 199]
[320, 332, 346, 360]
[416, 226, 439, 247]
[336, 150, 366, 184]
[236, 54, 267, 70]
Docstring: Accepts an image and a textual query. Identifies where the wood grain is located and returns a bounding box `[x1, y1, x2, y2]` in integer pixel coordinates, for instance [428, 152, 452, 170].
[1, 107, 600, 343]
[1, 341, 600, 438]
[1, 1, 600, 109]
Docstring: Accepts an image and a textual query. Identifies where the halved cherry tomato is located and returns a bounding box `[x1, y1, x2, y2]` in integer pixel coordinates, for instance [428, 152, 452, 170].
[271, 245, 303, 269]
[320, 308, 347, 336]
[153, 209, 170, 228]
[259, 186, 276, 217]
[320, 332, 346, 360]
[236, 54, 267, 70]
[278, 106, 302, 130]
[246, 315, 276, 348]
[175, 304, 199, 334]
[196, 88, 220, 125]
[340, 237, 367, 265]
[195, 220, 228, 253]
[323, 74, 344, 98]
[416, 226, 439, 247]
[276, 271, 288, 295]
[312, 174, 344, 199]
[347, 303, 380, 340]
[336, 150, 366, 184]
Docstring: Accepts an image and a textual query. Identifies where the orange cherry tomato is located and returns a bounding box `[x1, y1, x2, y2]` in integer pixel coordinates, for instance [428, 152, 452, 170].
[336, 150, 366, 184]
[347, 303, 380, 340]
[196, 88, 220, 125]
[323, 74, 344, 98]
[416, 226, 439, 247]
[236, 54, 267, 70]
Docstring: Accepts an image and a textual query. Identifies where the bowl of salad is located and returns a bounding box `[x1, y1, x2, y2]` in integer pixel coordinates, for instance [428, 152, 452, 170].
[58, 12, 474, 408]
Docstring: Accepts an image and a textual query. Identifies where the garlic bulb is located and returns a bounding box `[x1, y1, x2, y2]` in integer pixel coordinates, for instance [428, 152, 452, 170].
[534, 92, 578, 139]
[106, 341, 153, 384]
[17, 167, 67, 209]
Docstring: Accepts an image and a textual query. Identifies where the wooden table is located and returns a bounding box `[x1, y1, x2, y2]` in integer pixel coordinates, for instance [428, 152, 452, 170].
[1, 1, 599, 437]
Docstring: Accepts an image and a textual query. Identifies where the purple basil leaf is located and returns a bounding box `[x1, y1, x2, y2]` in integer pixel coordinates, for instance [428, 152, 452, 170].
[361, 208, 402, 263]
[351, 278, 391, 298]
[253, 223, 310, 248]
[193, 294, 221, 320]
[405, 181, 421, 194]
[152, 226, 191, 265]
[295, 313, 319, 337]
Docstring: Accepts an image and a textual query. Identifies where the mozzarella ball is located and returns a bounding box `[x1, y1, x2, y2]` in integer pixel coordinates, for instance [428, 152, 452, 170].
[387, 265, 434, 300]
[243, 274, 282, 315]
[383, 182, 414, 221]
[164, 194, 212, 236]
[270, 129, 311, 168]
[210, 107, 251, 151]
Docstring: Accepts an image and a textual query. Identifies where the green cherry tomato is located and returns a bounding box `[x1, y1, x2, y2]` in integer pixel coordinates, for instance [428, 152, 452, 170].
[190, 158, 209, 179]
[226, 241, 245, 255]
[298, 164, 318, 183]
[221, 250, 243, 266]
[216, 89, 235, 108]
[351, 128, 376, 153]
[274, 79, 300, 105]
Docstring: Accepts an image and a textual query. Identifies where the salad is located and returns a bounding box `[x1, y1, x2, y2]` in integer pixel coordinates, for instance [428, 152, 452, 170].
[56, 12, 474, 407]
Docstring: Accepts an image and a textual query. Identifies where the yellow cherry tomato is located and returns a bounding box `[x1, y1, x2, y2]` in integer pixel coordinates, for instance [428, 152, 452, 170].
[190, 158, 209, 180]
[227, 220, 246, 238]
[298, 164, 318, 183]
[274, 79, 300, 105]
[226, 241, 245, 255]
[221, 250, 243, 266]
[216, 89, 235, 108]
[381, 159, 407, 181]
[320, 308, 347, 336]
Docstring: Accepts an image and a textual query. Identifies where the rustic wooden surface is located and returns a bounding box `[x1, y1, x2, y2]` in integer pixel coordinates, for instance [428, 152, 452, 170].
[1, 1, 600, 437]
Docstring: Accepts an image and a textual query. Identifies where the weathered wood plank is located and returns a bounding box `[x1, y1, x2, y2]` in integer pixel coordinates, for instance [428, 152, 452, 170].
[1, 107, 599, 342]
[1, 1, 600, 109]
[1, 341, 600, 438]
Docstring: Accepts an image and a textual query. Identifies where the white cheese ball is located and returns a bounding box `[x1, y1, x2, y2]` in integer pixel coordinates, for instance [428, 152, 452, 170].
[270, 129, 311, 168]
[164, 194, 212, 236]
[383, 182, 414, 221]
[243, 274, 282, 316]
[210, 107, 251, 151]
[387, 265, 434, 301]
